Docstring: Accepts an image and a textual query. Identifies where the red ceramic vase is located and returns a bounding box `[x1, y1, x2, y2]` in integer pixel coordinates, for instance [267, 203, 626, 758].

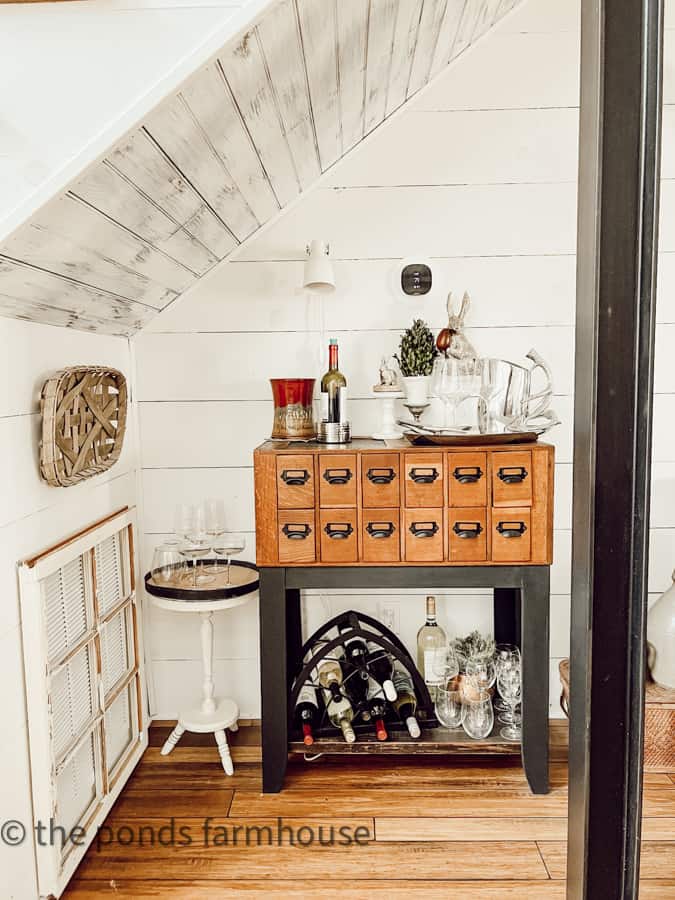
[270, 378, 316, 440]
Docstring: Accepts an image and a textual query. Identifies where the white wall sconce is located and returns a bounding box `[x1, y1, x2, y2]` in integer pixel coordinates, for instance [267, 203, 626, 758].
[303, 240, 335, 292]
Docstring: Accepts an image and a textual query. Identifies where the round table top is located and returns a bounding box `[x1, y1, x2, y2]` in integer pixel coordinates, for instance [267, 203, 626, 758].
[144, 559, 259, 613]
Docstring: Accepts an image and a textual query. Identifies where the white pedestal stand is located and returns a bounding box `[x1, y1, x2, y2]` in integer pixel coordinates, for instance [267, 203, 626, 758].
[372, 389, 404, 440]
[150, 591, 252, 776]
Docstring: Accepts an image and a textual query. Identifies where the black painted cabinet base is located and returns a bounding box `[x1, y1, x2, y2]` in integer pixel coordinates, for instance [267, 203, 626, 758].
[259, 565, 550, 794]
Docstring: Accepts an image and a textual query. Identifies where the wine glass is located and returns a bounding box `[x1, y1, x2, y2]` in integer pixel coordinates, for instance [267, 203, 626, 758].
[178, 504, 214, 588]
[151, 542, 185, 584]
[435, 685, 463, 729]
[494, 644, 520, 715]
[203, 498, 227, 573]
[213, 533, 246, 585]
[431, 357, 480, 430]
[465, 658, 496, 694]
[430, 647, 460, 691]
[461, 690, 494, 739]
[497, 664, 522, 741]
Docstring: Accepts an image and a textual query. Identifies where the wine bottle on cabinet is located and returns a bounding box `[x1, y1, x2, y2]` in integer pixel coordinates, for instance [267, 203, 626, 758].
[366, 679, 388, 741]
[392, 668, 422, 738]
[294, 683, 319, 746]
[366, 643, 398, 702]
[416, 595, 448, 701]
[320, 338, 347, 423]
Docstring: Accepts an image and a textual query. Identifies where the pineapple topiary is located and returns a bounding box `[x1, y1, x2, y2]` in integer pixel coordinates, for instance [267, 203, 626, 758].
[395, 319, 437, 377]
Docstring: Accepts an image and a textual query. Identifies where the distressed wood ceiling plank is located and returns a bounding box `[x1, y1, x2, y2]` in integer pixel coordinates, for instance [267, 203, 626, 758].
[386, 0, 424, 116]
[296, 0, 341, 171]
[408, 0, 449, 97]
[472, 0, 504, 41]
[364, 0, 399, 135]
[220, 30, 301, 207]
[0, 257, 155, 336]
[256, 0, 321, 189]
[337, 0, 371, 153]
[107, 131, 236, 260]
[429, 0, 468, 78]
[180, 64, 279, 227]
[451, 0, 486, 59]
[1, 195, 192, 307]
[144, 94, 258, 243]
[72, 163, 217, 276]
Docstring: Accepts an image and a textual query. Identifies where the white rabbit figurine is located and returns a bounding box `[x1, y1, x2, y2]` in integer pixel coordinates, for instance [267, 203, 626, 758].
[437, 291, 478, 360]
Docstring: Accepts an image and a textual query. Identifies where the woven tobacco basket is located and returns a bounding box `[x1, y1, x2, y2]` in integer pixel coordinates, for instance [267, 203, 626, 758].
[40, 366, 128, 487]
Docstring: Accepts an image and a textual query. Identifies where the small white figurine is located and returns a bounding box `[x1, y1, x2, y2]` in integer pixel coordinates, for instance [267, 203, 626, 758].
[373, 356, 400, 392]
[436, 292, 478, 360]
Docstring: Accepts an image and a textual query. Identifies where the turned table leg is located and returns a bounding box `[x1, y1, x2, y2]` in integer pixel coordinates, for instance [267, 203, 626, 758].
[200, 612, 217, 715]
[215, 729, 234, 776]
[161, 723, 185, 756]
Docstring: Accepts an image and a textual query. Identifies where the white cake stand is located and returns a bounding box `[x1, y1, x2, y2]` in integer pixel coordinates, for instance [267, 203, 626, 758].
[372, 389, 404, 440]
[145, 561, 258, 776]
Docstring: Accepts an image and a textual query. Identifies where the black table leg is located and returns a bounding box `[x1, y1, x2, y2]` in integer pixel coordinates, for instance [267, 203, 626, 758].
[493, 587, 521, 649]
[259, 567, 289, 793]
[520, 567, 550, 794]
[285, 587, 303, 691]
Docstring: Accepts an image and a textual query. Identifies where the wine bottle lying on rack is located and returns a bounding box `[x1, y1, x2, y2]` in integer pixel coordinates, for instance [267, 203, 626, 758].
[294, 683, 319, 746]
[367, 642, 397, 702]
[317, 653, 345, 703]
[324, 691, 356, 743]
[366, 679, 388, 741]
[392, 668, 422, 738]
[338, 626, 371, 715]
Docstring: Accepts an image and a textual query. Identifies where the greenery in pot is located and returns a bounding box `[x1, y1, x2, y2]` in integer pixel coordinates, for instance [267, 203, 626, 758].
[451, 630, 496, 672]
[395, 319, 438, 377]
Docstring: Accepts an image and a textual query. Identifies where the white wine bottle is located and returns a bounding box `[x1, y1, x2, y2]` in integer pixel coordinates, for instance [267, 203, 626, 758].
[320, 338, 347, 423]
[324, 692, 356, 743]
[416, 595, 448, 701]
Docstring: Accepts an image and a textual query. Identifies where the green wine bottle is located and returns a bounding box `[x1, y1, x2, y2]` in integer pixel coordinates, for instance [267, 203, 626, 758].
[320, 338, 347, 423]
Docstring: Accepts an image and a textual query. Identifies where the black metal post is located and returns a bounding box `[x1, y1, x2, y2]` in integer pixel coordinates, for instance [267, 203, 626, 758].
[259, 567, 289, 793]
[568, 0, 662, 896]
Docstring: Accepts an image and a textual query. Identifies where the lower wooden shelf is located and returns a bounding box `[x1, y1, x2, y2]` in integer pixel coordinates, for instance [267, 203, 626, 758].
[289, 724, 521, 755]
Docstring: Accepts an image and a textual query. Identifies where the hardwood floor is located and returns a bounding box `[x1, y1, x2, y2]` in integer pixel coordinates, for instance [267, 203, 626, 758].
[64, 722, 675, 899]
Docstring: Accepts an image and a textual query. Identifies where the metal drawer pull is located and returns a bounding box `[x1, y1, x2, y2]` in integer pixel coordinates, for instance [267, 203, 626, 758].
[409, 521, 439, 538]
[281, 468, 310, 486]
[367, 467, 396, 484]
[324, 523, 354, 539]
[282, 523, 312, 539]
[366, 522, 396, 539]
[323, 468, 352, 485]
[497, 466, 528, 484]
[453, 466, 483, 484]
[453, 521, 483, 539]
[409, 467, 439, 484]
[496, 521, 527, 538]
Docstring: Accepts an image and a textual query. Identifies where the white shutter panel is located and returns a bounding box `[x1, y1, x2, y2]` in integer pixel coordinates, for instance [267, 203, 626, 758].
[100, 606, 133, 693]
[105, 682, 136, 775]
[94, 532, 125, 616]
[43, 555, 91, 664]
[55, 731, 99, 846]
[50, 643, 97, 760]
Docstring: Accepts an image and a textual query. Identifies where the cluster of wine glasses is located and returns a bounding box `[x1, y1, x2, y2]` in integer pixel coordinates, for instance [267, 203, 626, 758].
[431, 643, 522, 742]
[152, 499, 245, 589]
[430, 356, 482, 431]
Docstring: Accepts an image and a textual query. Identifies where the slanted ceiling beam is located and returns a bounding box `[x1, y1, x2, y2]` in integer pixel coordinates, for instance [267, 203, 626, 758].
[0, 0, 519, 337]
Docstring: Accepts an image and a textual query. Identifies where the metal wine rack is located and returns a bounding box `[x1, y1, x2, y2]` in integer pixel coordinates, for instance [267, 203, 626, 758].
[289, 609, 438, 739]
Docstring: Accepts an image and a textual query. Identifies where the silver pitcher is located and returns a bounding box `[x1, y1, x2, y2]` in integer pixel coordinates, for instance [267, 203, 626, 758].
[479, 350, 554, 432]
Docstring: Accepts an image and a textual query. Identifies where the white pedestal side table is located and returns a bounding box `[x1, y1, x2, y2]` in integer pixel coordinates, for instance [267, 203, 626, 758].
[145, 561, 259, 776]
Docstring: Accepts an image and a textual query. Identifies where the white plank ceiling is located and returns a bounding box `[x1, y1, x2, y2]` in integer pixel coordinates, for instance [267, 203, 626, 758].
[0, 0, 519, 337]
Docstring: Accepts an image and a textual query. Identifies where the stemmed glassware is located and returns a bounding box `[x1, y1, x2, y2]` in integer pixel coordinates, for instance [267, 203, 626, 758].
[497, 663, 522, 742]
[464, 657, 496, 697]
[494, 644, 521, 717]
[431, 357, 480, 430]
[203, 498, 227, 574]
[213, 533, 246, 585]
[174, 503, 214, 588]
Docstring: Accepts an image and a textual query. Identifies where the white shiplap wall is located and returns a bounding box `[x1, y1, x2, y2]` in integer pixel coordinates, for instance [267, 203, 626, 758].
[0, 0, 247, 223]
[134, 0, 675, 721]
[0, 319, 138, 900]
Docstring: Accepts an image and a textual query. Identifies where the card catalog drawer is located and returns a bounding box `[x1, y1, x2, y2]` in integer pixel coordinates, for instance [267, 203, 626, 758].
[448, 508, 487, 563]
[403, 508, 444, 562]
[278, 510, 316, 563]
[276, 455, 315, 509]
[362, 453, 400, 508]
[491, 508, 532, 562]
[319, 508, 358, 563]
[319, 454, 357, 507]
[492, 451, 533, 507]
[404, 452, 444, 508]
[448, 451, 487, 508]
[362, 509, 400, 563]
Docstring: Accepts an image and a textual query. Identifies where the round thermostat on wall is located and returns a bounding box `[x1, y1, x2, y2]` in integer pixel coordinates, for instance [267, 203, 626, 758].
[394, 257, 434, 297]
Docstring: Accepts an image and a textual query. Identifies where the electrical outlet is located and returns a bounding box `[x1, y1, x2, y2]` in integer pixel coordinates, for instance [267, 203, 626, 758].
[379, 601, 400, 635]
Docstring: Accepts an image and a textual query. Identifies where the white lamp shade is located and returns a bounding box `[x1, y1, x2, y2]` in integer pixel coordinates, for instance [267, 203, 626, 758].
[303, 240, 335, 292]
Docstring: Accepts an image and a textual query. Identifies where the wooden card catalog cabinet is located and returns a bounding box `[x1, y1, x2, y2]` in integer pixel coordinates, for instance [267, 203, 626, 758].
[254, 441, 554, 567]
[19, 508, 146, 899]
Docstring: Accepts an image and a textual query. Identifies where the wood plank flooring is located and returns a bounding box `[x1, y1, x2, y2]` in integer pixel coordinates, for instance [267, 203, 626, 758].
[64, 721, 675, 899]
